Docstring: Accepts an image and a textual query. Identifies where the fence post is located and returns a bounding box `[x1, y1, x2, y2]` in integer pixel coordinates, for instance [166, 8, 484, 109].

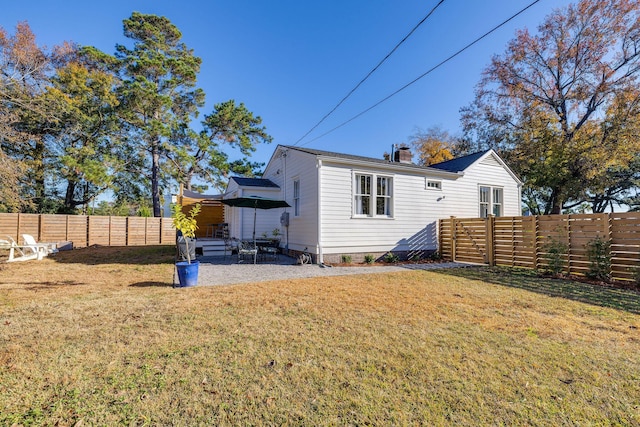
[567, 214, 573, 276]
[438, 219, 443, 258]
[16, 213, 21, 242]
[38, 214, 43, 242]
[603, 212, 612, 278]
[450, 216, 456, 262]
[533, 215, 539, 270]
[485, 215, 495, 266]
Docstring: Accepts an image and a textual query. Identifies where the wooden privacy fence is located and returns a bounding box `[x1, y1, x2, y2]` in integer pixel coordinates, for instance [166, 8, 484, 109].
[439, 213, 640, 281]
[0, 213, 175, 248]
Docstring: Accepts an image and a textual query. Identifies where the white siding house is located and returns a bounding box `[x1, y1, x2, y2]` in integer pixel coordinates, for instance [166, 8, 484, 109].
[230, 145, 522, 264]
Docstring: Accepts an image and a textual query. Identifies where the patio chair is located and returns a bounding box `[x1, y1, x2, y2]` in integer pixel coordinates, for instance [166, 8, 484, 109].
[224, 237, 239, 260]
[259, 245, 278, 262]
[2, 235, 48, 262]
[237, 241, 257, 264]
[22, 234, 57, 253]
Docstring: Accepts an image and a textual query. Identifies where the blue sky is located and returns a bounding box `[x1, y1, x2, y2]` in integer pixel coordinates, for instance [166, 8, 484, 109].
[2, 0, 574, 169]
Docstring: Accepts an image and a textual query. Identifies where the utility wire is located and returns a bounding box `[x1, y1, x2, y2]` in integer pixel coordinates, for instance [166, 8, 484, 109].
[292, 0, 447, 146]
[299, 0, 541, 147]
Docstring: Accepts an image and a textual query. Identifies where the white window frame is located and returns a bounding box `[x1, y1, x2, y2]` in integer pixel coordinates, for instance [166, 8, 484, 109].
[492, 187, 503, 217]
[479, 185, 503, 218]
[426, 179, 442, 190]
[293, 178, 300, 217]
[353, 172, 393, 218]
[376, 176, 392, 216]
[354, 173, 372, 216]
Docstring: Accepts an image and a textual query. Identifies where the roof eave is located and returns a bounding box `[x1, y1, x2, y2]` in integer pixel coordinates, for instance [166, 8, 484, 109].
[315, 155, 462, 178]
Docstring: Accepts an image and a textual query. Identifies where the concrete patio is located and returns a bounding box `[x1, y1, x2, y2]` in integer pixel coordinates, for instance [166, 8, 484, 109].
[189, 254, 470, 286]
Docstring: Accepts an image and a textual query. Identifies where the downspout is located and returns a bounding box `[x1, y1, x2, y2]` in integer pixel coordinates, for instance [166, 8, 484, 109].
[282, 149, 289, 251]
[317, 159, 323, 264]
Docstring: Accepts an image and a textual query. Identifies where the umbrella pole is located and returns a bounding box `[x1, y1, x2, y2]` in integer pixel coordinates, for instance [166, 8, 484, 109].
[253, 206, 257, 264]
[253, 207, 257, 247]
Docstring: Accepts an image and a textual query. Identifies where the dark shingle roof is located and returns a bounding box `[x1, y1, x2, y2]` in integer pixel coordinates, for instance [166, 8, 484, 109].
[230, 177, 280, 188]
[429, 150, 490, 172]
[281, 145, 454, 173]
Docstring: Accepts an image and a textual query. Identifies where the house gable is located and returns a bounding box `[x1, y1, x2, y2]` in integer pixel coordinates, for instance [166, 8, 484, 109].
[431, 149, 522, 185]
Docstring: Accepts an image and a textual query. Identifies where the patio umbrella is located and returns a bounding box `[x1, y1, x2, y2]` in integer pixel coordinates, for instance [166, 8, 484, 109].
[221, 196, 290, 245]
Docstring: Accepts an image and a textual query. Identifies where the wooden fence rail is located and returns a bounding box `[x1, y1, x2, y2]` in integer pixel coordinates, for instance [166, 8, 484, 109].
[439, 212, 640, 282]
[0, 213, 175, 248]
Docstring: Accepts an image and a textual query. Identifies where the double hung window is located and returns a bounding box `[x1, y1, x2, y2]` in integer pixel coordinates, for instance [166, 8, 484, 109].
[354, 173, 393, 217]
[479, 186, 503, 217]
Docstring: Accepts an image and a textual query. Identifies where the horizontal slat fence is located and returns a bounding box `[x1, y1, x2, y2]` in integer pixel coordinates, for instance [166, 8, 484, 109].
[440, 212, 640, 282]
[0, 213, 175, 248]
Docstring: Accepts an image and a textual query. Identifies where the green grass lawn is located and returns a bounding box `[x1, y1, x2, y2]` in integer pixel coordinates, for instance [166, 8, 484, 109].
[0, 248, 638, 425]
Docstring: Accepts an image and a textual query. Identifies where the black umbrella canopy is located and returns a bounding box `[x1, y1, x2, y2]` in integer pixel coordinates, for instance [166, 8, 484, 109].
[221, 196, 290, 209]
[221, 196, 290, 245]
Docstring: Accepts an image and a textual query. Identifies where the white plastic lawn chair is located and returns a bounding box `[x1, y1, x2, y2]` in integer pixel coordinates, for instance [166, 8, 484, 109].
[2, 236, 44, 262]
[1, 234, 55, 263]
[22, 234, 57, 256]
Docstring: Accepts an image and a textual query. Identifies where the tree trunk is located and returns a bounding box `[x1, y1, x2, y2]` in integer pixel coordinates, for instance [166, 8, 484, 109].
[185, 171, 194, 191]
[33, 138, 46, 211]
[546, 187, 563, 215]
[64, 180, 77, 212]
[151, 141, 161, 217]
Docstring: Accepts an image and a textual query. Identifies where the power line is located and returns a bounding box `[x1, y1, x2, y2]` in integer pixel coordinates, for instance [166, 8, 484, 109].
[299, 0, 541, 147]
[292, 0, 447, 146]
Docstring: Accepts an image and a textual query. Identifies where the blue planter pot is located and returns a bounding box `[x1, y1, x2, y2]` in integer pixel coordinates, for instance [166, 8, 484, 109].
[175, 260, 199, 287]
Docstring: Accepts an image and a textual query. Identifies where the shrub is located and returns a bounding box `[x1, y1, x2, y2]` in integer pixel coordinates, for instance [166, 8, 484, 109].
[586, 237, 611, 281]
[383, 252, 400, 263]
[341, 255, 352, 264]
[543, 237, 568, 276]
[364, 254, 375, 264]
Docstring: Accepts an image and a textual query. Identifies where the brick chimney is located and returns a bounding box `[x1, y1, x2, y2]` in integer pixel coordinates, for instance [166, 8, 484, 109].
[394, 146, 412, 163]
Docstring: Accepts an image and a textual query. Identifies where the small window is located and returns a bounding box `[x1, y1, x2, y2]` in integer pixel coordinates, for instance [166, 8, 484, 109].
[293, 179, 300, 216]
[426, 180, 442, 190]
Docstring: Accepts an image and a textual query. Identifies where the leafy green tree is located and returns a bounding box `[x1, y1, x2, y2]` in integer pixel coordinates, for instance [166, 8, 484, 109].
[462, 0, 640, 214]
[168, 99, 272, 192]
[115, 12, 205, 217]
[44, 56, 122, 213]
[0, 22, 71, 211]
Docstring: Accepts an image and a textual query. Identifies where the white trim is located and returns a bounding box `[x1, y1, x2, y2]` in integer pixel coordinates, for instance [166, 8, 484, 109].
[317, 159, 323, 264]
[292, 176, 300, 217]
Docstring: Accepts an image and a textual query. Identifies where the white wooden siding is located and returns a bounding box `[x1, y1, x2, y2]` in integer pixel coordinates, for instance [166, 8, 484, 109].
[262, 148, 319, 251]
[319, 162, 445, 255]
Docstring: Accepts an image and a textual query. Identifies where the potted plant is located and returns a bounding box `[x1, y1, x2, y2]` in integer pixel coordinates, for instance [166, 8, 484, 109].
[171, 203, 201, 287]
